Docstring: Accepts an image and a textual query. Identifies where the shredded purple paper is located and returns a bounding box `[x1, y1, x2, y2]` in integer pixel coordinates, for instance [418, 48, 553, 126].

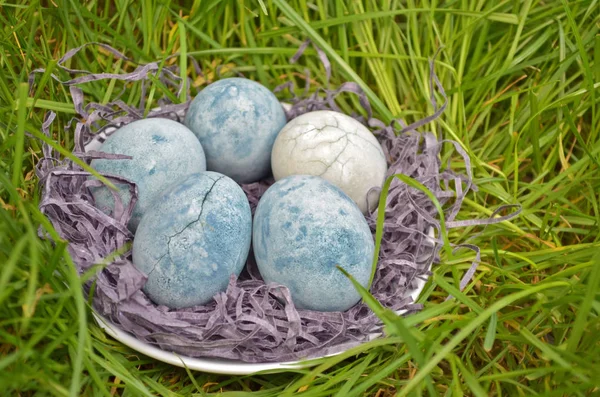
[34, 42, 520, 363]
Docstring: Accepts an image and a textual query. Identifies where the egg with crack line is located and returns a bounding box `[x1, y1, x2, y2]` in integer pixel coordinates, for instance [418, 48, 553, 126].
[132, 171, 252, 309]
[271, 110, 387, 213]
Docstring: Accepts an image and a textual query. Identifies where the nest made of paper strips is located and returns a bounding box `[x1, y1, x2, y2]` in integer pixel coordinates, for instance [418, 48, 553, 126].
[35, 42, 512, 363]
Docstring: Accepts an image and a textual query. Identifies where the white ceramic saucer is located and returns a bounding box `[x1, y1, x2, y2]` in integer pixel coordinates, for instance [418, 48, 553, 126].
[87, 106, 434, 375]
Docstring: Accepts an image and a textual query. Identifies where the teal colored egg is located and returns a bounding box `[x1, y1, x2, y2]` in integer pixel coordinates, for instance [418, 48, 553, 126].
[252, 175, 374, 312]
[184, 78, 287, 184]
[90, 118, 206, 232]
[132, 172, 252, 309]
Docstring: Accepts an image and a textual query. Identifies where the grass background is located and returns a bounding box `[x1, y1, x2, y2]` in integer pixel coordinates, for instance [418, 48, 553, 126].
[1, 0, 599, 395]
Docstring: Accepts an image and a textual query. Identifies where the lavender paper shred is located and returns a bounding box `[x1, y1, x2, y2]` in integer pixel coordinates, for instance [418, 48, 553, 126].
[35, 43, 520, 363]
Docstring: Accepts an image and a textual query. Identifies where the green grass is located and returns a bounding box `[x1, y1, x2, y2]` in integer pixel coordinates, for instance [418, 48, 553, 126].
[1, 0, 599, 395]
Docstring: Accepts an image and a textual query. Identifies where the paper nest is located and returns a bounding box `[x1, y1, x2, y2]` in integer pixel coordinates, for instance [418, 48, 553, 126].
[35, 42, 481, 363]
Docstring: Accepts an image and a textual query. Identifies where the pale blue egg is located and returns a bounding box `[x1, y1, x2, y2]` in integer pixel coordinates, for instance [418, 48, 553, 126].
[252, 175, 374, 312]
[132, 172, 252, 309]
[90, 118, 206, 232]
[184, 78, 287, 184]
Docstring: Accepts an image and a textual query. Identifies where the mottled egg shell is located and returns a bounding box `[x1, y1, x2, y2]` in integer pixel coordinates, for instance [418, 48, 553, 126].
[253, 175, 374, 312]
[132, 171, 252, 309]
[90, 118, 206, 232]
[184, 78, 287, 184]
[271, 110, 387, 213]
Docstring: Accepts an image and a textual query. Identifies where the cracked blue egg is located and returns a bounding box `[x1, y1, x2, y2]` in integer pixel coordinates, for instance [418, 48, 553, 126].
[253, 175, 374, 312]
[132, 171, 252, 309]
[90, 118, 206, 232]
[184, 78, 287, 184]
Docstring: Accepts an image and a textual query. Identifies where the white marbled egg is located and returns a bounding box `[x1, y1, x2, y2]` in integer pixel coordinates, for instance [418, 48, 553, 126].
[271, 110, 387, 213]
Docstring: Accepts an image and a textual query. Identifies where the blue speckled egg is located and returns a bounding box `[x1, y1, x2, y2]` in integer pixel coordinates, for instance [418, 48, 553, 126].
[132, 171, 252, 309]
[90, 118, 206, 232]
[184, 78, 287, 184]
[252, 175, 374, 312]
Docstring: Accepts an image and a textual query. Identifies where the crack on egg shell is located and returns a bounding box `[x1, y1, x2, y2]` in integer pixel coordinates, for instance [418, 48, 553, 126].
[299, 133, 347, 152]
[287, 113, 385, 162]
[146, 175, 224, 278]
[293, 128, 368, 177]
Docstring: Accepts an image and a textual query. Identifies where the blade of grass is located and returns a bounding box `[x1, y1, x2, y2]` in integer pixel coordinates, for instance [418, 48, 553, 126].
[432, 272, 484, 314]
[243, 16, 269, 86]
[504, 0, 533, 68]
[178, 21, 188, 103]
[528, 90, 541, 173]
[11, 83, 28, 190]
[20, 228, 39, 332]
[483, 313, 498, 352]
